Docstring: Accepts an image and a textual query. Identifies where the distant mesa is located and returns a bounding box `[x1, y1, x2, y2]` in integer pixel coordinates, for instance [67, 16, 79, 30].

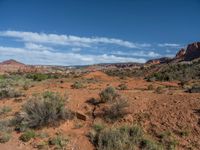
[146, 57, 172, 65]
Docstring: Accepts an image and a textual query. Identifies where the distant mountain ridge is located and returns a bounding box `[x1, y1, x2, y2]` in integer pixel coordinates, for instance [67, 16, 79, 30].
[0, 59, 25, 66]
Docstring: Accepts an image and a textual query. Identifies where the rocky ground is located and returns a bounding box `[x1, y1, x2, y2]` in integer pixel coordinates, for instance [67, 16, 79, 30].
[0, 71, 200, 150]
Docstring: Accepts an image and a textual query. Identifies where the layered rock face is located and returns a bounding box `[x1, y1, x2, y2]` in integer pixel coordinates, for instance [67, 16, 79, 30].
[184, 42, 200, 61]
[175, 48, 186, 59]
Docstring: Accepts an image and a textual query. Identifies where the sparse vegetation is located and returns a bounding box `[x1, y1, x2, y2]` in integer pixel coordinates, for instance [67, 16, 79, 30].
[118, 83, 128, 90]
[14, 91, 71, 130]
[146, 60, 200, 82]
[88, 124, 162, 150]
[71, 81, 84, 89]
[0, 106, 12, 115]
[0, 132, 11, 143]
[19, 130, 36, 142]
[48, 134, 69, 149]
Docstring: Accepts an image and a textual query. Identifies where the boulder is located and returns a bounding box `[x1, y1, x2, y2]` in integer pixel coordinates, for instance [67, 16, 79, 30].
[75, 111, 88, 121]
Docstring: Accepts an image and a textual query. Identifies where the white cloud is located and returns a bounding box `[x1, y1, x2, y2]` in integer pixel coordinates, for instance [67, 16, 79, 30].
[0, 30, 151, 48]
[113, 50, 160, 58]
[158, 43, 181, 47]
[0, 46, 146, 65]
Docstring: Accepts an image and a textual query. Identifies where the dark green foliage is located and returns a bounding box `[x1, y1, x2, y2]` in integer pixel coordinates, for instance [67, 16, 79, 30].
[99, 86, 118, 103]
[14, 92, 71, 130]
[26, 73, 49, 81]
[146, 61, 200, 82]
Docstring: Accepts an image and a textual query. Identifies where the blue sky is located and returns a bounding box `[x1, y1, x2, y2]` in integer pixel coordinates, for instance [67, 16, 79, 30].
[0, 0, 200, 65]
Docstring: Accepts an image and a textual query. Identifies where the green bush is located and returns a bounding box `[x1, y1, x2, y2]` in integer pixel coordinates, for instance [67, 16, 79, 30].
[104, 96, 129, 121]
[48, 134, 68, 149]
[14, 91, 71, 130]
[0, 106, 12, 115]
[71, 81, 84, 89]
[0, 132, 11, 143]
[99, 86, 118, 103]
[92, 123, 105, 132]
[19, 130, 36, 142]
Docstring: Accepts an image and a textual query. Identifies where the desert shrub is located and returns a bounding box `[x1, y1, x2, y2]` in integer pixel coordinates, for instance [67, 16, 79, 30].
[22, 80, 31, 90]
[36, 141, 49, 149]
[99, 86, 118, 103]
[48, 134, 69, 149]
[14, 91, 71, 130]
[92, 123, 105, 132]
[188, 85, 200, 93]
[155, 86, 164, 94]
[118, 83, 128, 90]
[0, 106, 12, 115]
[19, 130, 36, 142]
[140, 138, 162, 150]
[0, 120, 12, 133]
[71, 81, 84, 89]
[0, 132, 11, 143]
[147, 84, 154, 90]
[26, 73, 49, 81]
[88, 125, 160, 150]
[104, 96, 129, 121]
[158, 131, 178, 150]
[0, 82, 21, 99]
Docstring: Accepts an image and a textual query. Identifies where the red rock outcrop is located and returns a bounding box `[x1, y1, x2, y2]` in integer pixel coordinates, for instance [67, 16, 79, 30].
[184, 42, 200, 61]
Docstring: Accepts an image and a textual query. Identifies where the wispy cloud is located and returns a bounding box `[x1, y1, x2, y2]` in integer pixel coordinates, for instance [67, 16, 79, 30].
[113, 51, 160, 58]
[158, 43, 181, 47]
[0, 30, 151, 48]
[25, 42, 54, 51]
